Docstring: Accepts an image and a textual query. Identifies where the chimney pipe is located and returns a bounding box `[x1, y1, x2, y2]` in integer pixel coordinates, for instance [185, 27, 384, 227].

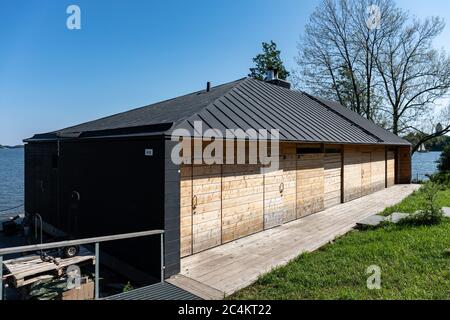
[206, 82, 211, 92]
[265, 69, 278, 81]
[265, 68, 291, 89]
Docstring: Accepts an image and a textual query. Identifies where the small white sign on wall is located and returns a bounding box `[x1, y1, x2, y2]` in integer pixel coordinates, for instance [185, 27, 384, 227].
[145, 149, 154, 157]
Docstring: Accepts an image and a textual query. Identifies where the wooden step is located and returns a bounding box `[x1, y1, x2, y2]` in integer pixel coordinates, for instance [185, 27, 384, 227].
[167, 274, 224, 300]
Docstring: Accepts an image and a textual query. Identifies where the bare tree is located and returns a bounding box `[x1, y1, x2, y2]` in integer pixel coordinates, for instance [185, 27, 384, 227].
[295, 0, 359, 111]
[295, 0, 402, 120]
[295, 0, 450, 153]
[374, 17, 450, 136]
[350, 0, 405, 120]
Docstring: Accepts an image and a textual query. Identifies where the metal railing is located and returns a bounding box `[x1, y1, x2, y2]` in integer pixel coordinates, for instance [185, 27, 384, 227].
[0, 229, 165, 300]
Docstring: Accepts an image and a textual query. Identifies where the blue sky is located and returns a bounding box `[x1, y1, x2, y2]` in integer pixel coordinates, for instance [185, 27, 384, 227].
[1, 0, 449, 145]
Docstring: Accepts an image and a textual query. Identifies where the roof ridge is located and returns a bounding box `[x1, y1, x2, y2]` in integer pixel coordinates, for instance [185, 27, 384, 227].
[301, 92, 384, 143]
[26, 76, 410, 145]
[320, 98, 402, 139]
[169, 78, 249, 133]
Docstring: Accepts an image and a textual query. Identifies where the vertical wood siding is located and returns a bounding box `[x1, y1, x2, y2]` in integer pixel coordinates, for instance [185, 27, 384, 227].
[343, 146, 363, 202]
[324, 153, 342, 208]
[180, 142, 408, 257]
[343, 146, 387, 202]
[398, 146, 412, 184]
[192, 164, 222, 253]
[281, 144, 297, 223]
[296, 154, 325, 217]
[370, 148, 386, 192]
[263, 149, 297, 229]
[180, 165, 193, 258]
[361, 152, 372, 196]
[222, 164, 264, 243]
[387, 151, 395, 187]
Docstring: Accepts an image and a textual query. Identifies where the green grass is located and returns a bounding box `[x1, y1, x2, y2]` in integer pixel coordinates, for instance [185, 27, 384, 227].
[231, 188, 450, 300]
[382, 188, 450, 216]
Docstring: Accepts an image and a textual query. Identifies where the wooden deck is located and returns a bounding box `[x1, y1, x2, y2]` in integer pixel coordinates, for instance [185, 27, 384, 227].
[180, 184, 420, 297]
[3, 247, 95, 288]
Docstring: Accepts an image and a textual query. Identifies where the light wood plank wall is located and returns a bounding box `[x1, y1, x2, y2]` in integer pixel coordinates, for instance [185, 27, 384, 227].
[221, 164, 264, 243]
[361, 152, 372, 196]
[371, 148, 387, 192]
[191, 164, 222, 254]
[344, 145, 387, 201]
[296, 153, 325, 217]
[281, 144, 297, 223]
[180, 142, 402, 258]
[180, 165, 193, 257]
[343, 146, 363, 202]
[264, 166, 286, 229]
[398, 146, 412, 184]
[324, 153, 342, 208]
[264, 143, 297, 229]
[387, 151, 395, 187]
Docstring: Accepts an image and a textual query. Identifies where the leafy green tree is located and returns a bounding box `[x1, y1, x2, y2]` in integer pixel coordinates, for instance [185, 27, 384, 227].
[437, 145, 450, 173]
[249, 41, 290, 80]
[426, 135, 450, 151]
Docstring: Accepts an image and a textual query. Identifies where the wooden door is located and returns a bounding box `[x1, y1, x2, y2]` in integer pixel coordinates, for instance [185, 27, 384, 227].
[398, 146, 412, 184]
[264, 168, 285, 229]
[180, 165, 193, 258]
[386, 151, 395, 187]
[263, 151, 297, 229]
[324, 153, 342, 209]
[282, 154, 297, 223]
[192, 164, 222, 254]
[361, 152, 372, 196]
[296, 154, 325, 218]
[343, 146, 362, 202]
[371, 148, 386, 192]
[221, 164, 264, 243]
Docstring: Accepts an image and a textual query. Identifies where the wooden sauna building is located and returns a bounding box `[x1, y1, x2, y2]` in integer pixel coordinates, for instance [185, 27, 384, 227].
[24, 77, 412, 279]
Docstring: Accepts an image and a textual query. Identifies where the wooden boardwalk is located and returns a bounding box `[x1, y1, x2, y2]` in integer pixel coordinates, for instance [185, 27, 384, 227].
[180, 184, 420, 297]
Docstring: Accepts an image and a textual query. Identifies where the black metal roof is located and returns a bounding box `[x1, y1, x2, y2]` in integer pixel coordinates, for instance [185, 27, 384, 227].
[313, 96, 409, 146]
[104, 282, 202, 300]
[26, 77, 410, 146]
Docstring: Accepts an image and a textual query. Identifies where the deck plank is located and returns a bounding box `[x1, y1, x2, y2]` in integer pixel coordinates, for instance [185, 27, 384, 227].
[3, 247, 95, 288]
[167, 275, 224, 300]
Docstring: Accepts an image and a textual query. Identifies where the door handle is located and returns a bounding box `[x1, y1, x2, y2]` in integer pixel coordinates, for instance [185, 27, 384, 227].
[279, 183, 284, 194]
[192, 195, 198, 212]
[71, 191, 81, 201]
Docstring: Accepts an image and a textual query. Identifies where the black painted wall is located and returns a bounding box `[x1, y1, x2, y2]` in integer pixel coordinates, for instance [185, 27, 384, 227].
[25, 142, 59, 227]
[25, 137, 172, 282]
[163, 138, 181, 277]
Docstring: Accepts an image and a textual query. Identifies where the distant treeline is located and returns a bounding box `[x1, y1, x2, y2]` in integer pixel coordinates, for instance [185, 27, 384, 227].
[404, 133, 450, 152]
[0, 144, 24, 149]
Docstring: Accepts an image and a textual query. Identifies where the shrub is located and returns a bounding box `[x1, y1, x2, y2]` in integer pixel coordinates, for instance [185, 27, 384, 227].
[429, 172, 450, 188]
[123, 282, 134, 293]
[399, 182, 444, 226]
[437, 145, 450, 173]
